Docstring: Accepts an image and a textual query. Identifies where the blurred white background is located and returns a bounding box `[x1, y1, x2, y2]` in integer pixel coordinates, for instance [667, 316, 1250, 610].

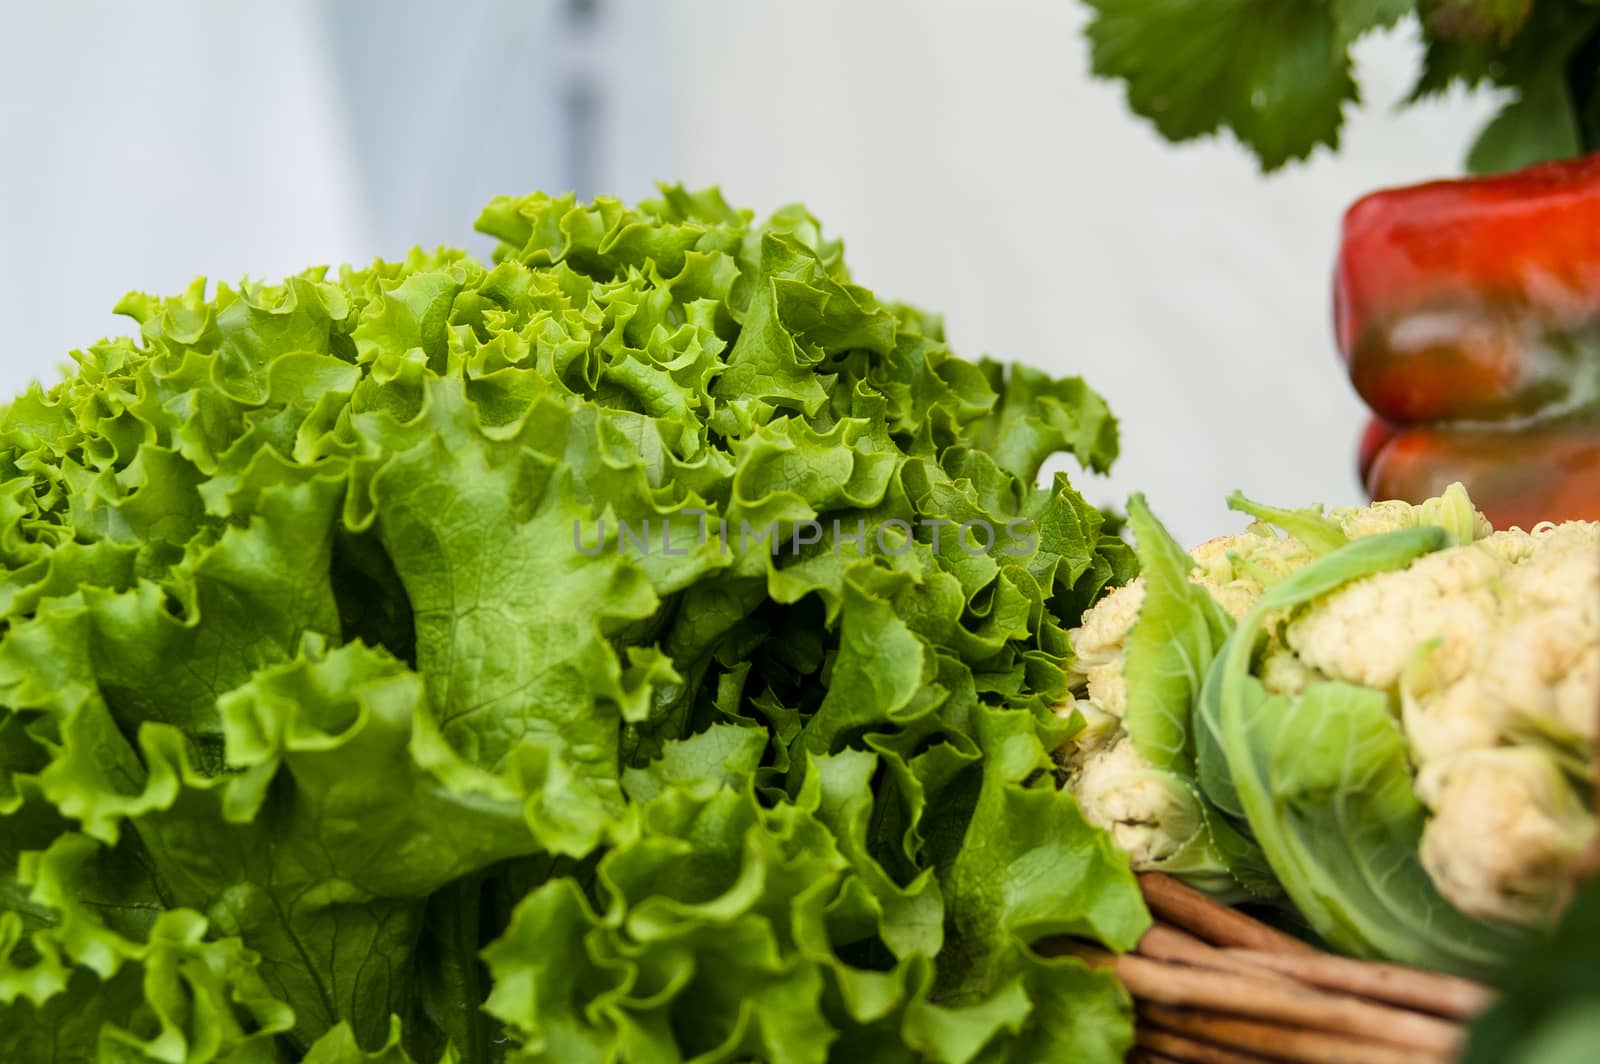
[0, 0, 1500, 543]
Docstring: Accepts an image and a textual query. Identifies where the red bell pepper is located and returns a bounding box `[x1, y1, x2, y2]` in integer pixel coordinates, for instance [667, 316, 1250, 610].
[1335, 154, 1600, 528]
[1365, 420, 1600, 530]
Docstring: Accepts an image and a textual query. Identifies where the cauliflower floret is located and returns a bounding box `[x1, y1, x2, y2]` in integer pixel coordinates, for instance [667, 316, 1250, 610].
[1064, 582, 1143, 719]
[1084, 660, 1130, 718]
[1062, 524, 1273, 720]
[1552, 642, 1600, 747]
[1482, 605, 1600, 749]
[1329, 489, 1493, 542]
[1402, 671, 1501, 768]
[1538, 519, 1600, 555]
[1258, 644, 1323, 697]
[1188, 528, 1279, 585]
[1172, 526, 1306, 620]
[1186, 532, 1248, 585]
[1477, 520, 1598, 575]
[1418, 748, 1595, 926]
[1201, 530, 1312, 593]
[1198, 577, 1263, 621]
[1286, 542, 1507, 691]
[1066, 581, 1143, 683]
[1499, 522, 1600, 615]
[1058, 697, 1122, 762]
[1331, 498, 1432, 538]
[1066, 734, 1200, 867]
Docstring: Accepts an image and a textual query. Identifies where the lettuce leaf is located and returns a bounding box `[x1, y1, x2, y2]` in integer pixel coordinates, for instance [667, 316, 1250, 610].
[0, 187, 1141, 1061]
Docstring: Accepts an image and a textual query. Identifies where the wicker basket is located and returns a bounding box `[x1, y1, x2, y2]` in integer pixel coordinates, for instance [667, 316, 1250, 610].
[1042, 873, 1493, 1064]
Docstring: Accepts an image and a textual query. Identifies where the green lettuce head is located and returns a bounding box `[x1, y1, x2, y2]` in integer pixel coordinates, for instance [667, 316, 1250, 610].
[0, 187, 1147, 1062]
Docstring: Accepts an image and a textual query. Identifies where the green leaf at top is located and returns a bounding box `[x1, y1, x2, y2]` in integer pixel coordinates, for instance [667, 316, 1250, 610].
[1083, 0, 1402, 169]
[1410, 4, 1600, 168]
[1466, 67, 1583, 173]
[1333, 0, 1415, 47]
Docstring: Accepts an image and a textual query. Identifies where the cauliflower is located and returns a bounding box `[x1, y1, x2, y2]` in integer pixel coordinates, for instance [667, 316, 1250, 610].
[1066, 581, 1144, 719]
[1058, 483, 1599, 933]
[1416, 748, 1595, 926]
[1067, 734, 1203, 866]
[1055, 486, 1494, 885]
[1287, 541, 1506, 691]
[1295, 518, 1599, 925]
